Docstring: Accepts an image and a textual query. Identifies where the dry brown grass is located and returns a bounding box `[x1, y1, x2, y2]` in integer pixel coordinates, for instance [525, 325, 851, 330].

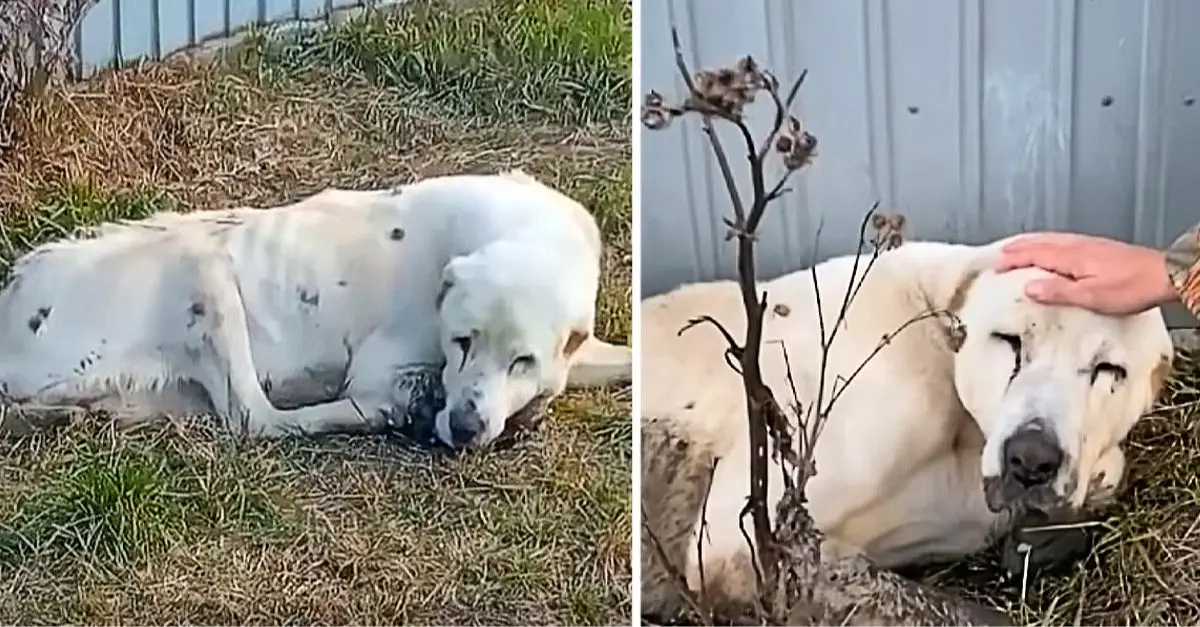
[0, 0, 632, 624]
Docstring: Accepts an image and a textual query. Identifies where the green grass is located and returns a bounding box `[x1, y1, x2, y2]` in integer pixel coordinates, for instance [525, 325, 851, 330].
[0, 0, 632, 623]
[0, 431, 289, 573]
[0, 182, 169, 277]
[238, 0, 631, 127]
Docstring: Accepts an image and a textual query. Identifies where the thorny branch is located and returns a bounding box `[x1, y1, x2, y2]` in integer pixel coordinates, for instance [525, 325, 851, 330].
[641, 27, 817, 607]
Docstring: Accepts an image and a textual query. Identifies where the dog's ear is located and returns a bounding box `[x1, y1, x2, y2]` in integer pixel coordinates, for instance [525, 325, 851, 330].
[1149, 353, 1174, 406]
[437, 257, 467, 310]
[435, 279, 452, 310]
[563, 328, 590, 358]
[943, 269, 980, 354]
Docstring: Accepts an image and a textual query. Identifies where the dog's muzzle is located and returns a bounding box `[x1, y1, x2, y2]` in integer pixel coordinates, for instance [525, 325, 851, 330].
[434, 394, 549, 451]
[447, 399, 485, 447]
[984, 425, 1066, 513]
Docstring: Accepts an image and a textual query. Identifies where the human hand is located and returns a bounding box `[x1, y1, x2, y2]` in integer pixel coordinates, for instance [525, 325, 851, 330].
[993, 233, 1177, 316]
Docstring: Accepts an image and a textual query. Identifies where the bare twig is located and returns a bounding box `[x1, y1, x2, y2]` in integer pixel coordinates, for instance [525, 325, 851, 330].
[694, 458, 719, 624]
[644, 27, 818, 613]
[642, 507, 709, 623]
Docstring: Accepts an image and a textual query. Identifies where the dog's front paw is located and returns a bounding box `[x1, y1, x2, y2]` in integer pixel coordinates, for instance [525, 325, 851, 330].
[1000, 511, 1093, 580]
[381, 365, 447, 447]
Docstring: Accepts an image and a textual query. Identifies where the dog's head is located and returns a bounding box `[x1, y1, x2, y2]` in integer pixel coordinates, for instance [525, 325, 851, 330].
[432, 240, 595, 449]
[946, 265, 1173, 516]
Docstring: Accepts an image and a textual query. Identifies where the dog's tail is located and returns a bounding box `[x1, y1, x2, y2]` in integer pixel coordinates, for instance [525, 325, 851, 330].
[567, 337, 632, 389]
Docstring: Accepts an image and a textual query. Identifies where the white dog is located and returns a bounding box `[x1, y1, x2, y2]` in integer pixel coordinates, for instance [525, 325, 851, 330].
[0, 171, 632, 448]
[639, 237, 1173, 613]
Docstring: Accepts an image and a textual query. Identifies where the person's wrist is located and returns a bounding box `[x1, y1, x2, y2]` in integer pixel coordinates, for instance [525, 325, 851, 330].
[1151, 250, 1179, 305]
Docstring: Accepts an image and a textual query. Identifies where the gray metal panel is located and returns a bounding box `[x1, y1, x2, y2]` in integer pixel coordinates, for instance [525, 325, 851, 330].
[74, 0, 384, 75]
[639, 0, 1200, 327]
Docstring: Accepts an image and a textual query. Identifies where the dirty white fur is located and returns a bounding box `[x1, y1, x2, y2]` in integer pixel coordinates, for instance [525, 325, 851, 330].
[0, 171, 632, 447]
[640, 237, 1173, 607]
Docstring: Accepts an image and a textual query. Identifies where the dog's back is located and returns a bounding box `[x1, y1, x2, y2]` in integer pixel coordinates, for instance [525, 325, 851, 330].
[639, 243, 984, 614]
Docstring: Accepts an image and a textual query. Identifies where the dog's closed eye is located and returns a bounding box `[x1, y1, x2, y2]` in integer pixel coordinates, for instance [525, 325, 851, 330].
[991, 332, 1022, 381]
[991, 332, 1022, 353]
[1091, 362, 1126, 384]
[453, 336, 471, 370]
[509, 354, 536, 374]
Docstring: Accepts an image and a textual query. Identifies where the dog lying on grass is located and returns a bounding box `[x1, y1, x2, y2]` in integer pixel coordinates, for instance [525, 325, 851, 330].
[639, 236, 1173, 615]
[0, 170, 632, 449]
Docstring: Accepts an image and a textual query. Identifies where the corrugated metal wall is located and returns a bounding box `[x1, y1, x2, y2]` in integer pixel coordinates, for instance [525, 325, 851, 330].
[639, 0, 1200, 327]
[74, 0, 377, 75]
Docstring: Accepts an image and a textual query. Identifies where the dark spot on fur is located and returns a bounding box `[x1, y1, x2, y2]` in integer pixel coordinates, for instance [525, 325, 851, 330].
[390, 227, 405, 241]
[683, 401, 695, 410]
[947, 321, 967, 353]
[187, 301, 206, 329]
[264, 366, 349, 410]
[184, 345, 202, 363]
[72, 351, 100, 375]
[297, 287, 320, 308]
[27, 306, 51, 334]
[337, 280, 348, 287]
[674, 438, 688, 452]
[772, 303, 791, 317]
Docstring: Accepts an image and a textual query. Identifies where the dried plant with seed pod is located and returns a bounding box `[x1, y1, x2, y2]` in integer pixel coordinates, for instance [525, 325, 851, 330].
[639, 30, 819, 616]
[870, 211, 907, 251]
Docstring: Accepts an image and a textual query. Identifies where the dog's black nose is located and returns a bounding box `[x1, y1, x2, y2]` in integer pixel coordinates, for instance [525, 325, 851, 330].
[1003, 428, 1064, 487]
[448, 403, 484, 447]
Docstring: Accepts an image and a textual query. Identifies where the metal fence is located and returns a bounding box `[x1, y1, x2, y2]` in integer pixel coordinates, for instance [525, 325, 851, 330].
[74, 0, 397, 76]
[639, 0, 1200, 327]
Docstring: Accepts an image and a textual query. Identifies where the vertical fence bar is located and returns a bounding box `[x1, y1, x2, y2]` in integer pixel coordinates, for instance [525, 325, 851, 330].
[257, 0, 267, 25]
[187, 0, 197, 46]
[223, 0, 231, 36]
[293, 0, 302, 20]
[325, 0, 334, 22]
[111, 0, 123, 68]
[150, 0, 162, 59]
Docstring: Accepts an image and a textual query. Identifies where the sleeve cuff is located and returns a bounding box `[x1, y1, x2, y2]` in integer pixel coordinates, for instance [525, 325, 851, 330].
[1165, 225, 1200, 318]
